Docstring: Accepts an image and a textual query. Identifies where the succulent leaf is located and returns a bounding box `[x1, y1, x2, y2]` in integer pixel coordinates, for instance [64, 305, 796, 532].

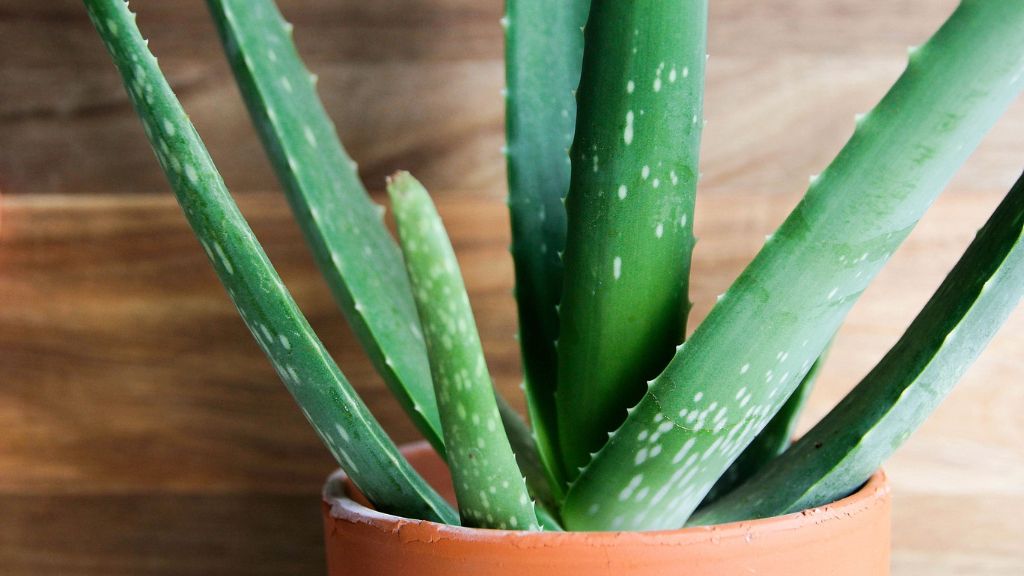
[205, 0, 446, 454]
[562, 1, 1024, 531]
[504, 0, 591, 497]
[83, 0, 457, 525]
[388, 172, 539, 531]
[556, 0, 707, 479]
[691, 170, 1024, 524]
[700, 350, 826, 506]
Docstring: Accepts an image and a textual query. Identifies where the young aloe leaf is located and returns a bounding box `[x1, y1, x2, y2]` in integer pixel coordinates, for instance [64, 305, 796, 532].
[83, 0, 457, 525]
[388, 172, 539, 531]
[203, 0, 446, 454]
[562, 1, 1024, 531]
[504, 0, 591, 498]
[699, 351, 826, 506]
[692, 170, 1024, 525]
[556, 0, 707, 479]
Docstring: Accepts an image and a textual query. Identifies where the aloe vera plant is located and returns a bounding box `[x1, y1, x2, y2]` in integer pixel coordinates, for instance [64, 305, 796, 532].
[86, 0, 1022, 537]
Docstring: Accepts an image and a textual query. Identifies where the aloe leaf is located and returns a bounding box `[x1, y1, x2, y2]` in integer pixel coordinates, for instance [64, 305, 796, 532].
[388, 172, 539, 531]
[692, 170, 1024, 524]
[203, 0, 448, 454]
[562, 1, 1024, 531]
[82, 0, 457, 525]
[504, 0, 591, 496]
[699, 350, 826, 506]
[556, 0, 707, 479]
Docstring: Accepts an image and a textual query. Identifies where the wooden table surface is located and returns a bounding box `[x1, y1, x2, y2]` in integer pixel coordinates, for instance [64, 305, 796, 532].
[2, 0, 1023, 574]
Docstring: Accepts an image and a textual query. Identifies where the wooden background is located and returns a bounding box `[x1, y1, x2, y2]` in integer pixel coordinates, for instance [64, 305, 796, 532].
[1, 0, 1022, 574]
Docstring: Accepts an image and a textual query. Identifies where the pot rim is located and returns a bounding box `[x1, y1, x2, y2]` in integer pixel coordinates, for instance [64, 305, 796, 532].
[322, 440, 890, 541]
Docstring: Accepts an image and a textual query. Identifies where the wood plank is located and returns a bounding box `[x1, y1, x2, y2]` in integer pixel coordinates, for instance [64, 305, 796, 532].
[892, 494, 1024, 575]
[0, 493, 324, 576]
[4, 0, 1021, 196]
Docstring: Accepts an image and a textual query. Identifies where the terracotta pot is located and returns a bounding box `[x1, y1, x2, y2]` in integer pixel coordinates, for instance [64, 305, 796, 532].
[322, 441, 891, 575]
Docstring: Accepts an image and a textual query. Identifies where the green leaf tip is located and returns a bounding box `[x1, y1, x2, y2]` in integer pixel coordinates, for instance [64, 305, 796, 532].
[388, 172, 540, 531]
[83, 0, 457, 526]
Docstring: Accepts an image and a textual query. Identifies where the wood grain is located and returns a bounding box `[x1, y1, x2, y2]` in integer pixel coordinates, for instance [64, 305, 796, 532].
[1, 189, 1021, 574]
[0, 493, 325, 575]
[2, 0, 1023, 573]
[2, 0, 1021, 196]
